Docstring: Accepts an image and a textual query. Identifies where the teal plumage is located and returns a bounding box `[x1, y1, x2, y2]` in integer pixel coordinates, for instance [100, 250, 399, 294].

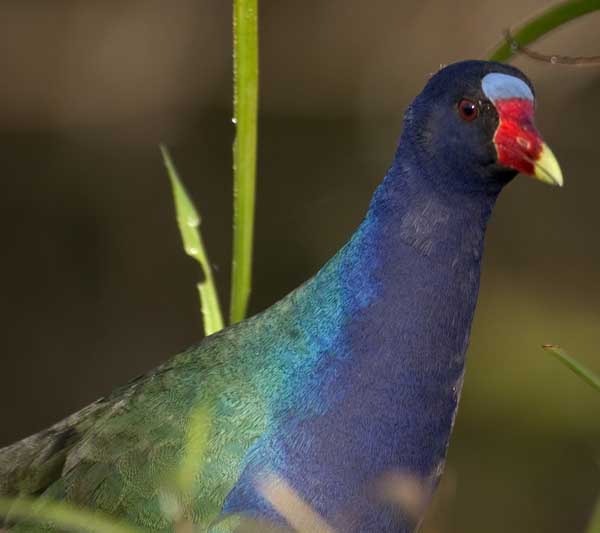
[1, 227, 374, 530]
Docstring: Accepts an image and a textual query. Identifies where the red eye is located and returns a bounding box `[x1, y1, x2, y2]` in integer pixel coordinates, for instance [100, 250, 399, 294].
[458, 98, 478, 121]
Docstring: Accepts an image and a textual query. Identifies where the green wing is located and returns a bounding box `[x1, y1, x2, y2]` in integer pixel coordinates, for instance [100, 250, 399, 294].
[0, 280, 312, 533]
[0, 323, 272, 532]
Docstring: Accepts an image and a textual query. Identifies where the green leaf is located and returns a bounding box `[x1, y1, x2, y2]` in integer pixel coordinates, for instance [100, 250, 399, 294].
[0, 496, 142, 533]
[231, 0, 259, 324]
[542, 344, 600, 392]
[159, 403, 214, 526]
[488, 0, 600, 62]
[177, 403, 213, 495]
[160, 145, 225, 336]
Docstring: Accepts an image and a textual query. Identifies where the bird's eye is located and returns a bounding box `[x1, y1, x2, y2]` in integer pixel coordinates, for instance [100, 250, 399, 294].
[457, 99, 478, 121]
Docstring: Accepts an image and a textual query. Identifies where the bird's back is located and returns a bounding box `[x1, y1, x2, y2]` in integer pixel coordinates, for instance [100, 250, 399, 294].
[0, 265, 345, 531]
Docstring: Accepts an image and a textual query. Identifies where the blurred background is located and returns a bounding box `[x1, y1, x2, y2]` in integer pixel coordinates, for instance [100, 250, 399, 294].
[0, 1, 598, 531]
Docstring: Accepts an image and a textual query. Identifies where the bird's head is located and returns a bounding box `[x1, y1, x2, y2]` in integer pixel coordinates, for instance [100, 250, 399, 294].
[402, 60, 563, 193]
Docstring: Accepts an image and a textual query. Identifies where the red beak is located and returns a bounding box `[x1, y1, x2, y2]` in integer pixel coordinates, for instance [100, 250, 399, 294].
[493, 98, 563, 186]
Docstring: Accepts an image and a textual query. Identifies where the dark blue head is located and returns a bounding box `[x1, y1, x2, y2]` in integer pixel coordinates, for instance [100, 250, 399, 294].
[397, 60, 562, 195]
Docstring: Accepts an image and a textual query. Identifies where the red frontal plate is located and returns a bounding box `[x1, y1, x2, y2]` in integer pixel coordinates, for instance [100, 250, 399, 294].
[494, 99, 543, 176]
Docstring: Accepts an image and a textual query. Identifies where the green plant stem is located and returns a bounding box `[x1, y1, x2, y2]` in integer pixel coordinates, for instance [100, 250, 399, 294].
[231, 0, 259, 324]
[0, 496, 142, 533]
[488, 0, 600, 62]
[542, 345, 600, 392]
[161, 145, 225, 336]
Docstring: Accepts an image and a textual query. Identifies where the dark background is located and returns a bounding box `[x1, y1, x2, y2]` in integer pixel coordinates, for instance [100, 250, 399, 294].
[0, 2, 598, 532]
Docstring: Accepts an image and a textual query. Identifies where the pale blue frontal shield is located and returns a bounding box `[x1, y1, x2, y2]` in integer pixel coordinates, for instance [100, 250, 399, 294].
[481, 73, 534, 103]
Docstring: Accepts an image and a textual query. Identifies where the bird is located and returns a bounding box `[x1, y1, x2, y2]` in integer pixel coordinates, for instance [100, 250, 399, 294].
[0, 60, 563, 532]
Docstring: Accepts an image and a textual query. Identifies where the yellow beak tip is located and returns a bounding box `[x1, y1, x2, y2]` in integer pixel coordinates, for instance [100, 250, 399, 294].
[533, 143, 564, 187]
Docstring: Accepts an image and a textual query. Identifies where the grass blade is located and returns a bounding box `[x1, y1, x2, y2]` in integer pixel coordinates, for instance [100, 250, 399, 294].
[488, 0, 600, 62]
[177, 404, 213, 496]
[231, 0, 259, 324]
[542, 344, 600, 392]
[160, 145, 225, 336]
[159, 403, 213, 527]
[0, 496, 142, 533]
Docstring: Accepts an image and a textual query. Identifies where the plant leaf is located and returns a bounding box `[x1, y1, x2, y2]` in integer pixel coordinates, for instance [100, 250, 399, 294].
[0, 496, 142, 533]
[542, 344, 600, 392]
[177, 403, 213, 496]
[160, 145, 225, 336]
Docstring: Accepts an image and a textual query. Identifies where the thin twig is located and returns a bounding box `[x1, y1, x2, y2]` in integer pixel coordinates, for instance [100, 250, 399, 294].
[504, 29, 600, 66]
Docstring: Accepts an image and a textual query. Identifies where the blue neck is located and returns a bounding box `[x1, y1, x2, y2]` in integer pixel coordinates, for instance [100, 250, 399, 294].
[223, 148, 501, 530]
[319, 148, 498, 468]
